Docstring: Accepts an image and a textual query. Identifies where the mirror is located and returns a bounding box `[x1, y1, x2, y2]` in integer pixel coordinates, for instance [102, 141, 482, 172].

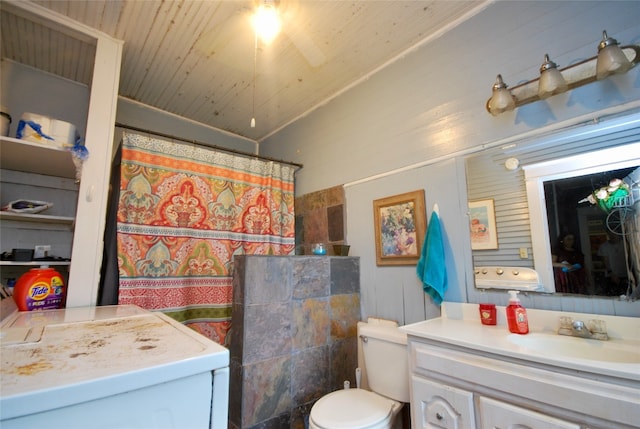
[465, 112, 640, 298]
[524, 143, 640, 296]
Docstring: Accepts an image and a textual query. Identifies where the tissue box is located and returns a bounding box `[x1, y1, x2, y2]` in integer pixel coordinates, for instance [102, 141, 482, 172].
[12, 249, 34, 262]
[16, 113, 77, 148]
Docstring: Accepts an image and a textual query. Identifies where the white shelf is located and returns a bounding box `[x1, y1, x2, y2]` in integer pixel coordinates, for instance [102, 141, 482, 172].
[0, 261, 70, 267]
[1, 1, 123, 307]
[0, 211, 74, 225]
[0, 136, 76, 179]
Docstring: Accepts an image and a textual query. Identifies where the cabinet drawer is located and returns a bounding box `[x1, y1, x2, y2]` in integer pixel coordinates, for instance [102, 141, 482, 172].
[411, 375, 474, 429]
[479, 396, 580, 429]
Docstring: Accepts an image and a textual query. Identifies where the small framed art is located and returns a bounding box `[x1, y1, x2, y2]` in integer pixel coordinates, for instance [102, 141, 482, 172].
[468, 198, 498, 250]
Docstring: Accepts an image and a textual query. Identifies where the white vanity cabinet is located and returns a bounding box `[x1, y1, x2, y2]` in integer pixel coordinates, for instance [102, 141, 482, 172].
[478, 397, 579, 429]
[0, 1, 122, 306]
[410, 376, 475, 429]
[411, 371, 582, 429]
[403, 304, 640, 429]
[407, 339, 635, 429]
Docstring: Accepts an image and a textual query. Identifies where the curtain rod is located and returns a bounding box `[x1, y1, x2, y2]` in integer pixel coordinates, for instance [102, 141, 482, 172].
[115, 122, 303, 171]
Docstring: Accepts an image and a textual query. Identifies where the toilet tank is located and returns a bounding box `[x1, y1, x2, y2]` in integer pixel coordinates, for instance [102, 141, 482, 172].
[359, 318, 410, 403]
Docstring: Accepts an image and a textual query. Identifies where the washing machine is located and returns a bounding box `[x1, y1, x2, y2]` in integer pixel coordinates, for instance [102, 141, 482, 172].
[0, 304, 229, 428]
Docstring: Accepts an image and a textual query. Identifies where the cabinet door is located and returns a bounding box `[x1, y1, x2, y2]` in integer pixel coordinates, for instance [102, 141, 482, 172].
[411, 375, 475, 429]
[479, 396, 580, 429]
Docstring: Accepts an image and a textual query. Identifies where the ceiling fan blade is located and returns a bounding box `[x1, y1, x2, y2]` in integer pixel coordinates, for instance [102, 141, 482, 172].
[276, 0, 326, 68]
[194, 6, 255, 73]
[283, 25, 326, 68]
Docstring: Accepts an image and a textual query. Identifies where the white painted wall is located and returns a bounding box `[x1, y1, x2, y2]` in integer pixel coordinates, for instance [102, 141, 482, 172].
[259, 1, 640, 321]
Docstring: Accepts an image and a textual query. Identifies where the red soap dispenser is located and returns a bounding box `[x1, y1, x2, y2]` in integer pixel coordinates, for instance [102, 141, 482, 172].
[506, 290, 529, 334]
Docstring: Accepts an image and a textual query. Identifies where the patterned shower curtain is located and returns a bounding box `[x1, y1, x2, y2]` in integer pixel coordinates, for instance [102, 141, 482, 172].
[116, 132, 295, 345]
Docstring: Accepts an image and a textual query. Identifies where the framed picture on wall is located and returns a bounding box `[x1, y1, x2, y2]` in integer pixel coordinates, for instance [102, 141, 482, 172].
[373, 190, 426, 266]
[468, 199, 498, 250]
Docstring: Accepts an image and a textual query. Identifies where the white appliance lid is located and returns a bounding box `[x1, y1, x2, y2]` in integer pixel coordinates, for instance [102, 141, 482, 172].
[0, 305, 229, 420]
[311, 389, 393, 429]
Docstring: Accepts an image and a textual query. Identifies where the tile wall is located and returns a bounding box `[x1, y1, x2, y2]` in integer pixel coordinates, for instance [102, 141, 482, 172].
[229, 255, 360, 429]
[295, 185, 348, 256]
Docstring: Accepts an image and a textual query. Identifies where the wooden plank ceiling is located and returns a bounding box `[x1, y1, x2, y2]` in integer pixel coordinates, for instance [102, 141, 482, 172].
[1, 0, 486, 141]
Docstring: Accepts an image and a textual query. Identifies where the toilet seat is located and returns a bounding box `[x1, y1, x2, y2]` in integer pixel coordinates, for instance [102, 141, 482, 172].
[309, 388, 396, 429]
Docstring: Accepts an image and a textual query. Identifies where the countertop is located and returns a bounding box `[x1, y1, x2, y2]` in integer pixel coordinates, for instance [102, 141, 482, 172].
[401, 302, 640, 381]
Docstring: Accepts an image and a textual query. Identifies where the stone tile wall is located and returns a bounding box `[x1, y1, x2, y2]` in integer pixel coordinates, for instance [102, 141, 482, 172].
[295, 185, 347, 256]
[229, 255, 360, 429]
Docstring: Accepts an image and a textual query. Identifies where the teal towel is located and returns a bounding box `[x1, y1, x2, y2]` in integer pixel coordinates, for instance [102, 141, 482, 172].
[416, 210, 447, 304]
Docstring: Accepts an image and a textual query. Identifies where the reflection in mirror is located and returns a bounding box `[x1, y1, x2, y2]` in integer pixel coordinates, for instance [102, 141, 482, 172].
[544, 166, 638, 296]
[524, 143, 640, 298]
[465, 112, 640, 308]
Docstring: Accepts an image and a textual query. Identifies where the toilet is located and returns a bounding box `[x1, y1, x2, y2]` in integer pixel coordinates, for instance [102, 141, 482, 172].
[309, 318, 409, 429]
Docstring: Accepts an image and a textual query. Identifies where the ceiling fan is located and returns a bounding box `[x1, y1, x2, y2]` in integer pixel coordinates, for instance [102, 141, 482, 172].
[258, 0, 326, 68]
[192, 0, 326, 128]
[194, 0, 326, 71]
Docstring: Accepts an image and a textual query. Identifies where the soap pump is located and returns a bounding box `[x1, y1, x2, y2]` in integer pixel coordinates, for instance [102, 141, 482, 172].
[506, 290, 529, 334]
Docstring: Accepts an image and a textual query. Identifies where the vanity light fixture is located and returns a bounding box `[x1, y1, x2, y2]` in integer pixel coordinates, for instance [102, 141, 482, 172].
[487, 74, 516, 116]
[596, 31, 633, 79]
[486, 30, 640, 116]
[538, 54, 568, 99]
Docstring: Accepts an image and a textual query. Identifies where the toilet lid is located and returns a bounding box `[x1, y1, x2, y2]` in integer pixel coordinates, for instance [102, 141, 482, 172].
[310, 389, 394, 429]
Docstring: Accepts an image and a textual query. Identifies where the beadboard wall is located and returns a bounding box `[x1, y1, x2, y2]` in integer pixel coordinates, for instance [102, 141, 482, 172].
[260, 1, 640, 321]
[467, 119, 640, 269]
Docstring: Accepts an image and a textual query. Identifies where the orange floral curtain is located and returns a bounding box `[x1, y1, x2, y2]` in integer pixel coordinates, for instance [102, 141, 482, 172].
[116, 132, 295, 345]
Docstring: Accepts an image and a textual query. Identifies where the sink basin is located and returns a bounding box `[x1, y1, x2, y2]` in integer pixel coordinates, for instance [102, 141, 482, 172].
[508, 333, 640, 363]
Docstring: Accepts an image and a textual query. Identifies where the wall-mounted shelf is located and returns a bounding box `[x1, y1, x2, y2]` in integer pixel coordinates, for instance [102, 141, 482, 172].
[0, 211, 74, 225]
[1, 0, 122, 307]
[0, 136, 76, 179]
[0, 261, 71, 267]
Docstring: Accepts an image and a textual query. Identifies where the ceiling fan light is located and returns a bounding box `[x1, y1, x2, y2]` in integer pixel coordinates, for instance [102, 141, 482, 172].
[253, 4, 281, 44]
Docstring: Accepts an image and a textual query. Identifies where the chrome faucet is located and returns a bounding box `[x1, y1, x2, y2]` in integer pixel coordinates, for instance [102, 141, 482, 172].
[570, 320, 591, 338]
[558, 316, 608, 341]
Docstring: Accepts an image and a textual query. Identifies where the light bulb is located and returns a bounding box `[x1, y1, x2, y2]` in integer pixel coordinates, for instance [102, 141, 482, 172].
[252, 3, 281, 44]
[538, 54, 568, 99]
[596, 31, 632, 80]
[487, 74, 516, 116]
